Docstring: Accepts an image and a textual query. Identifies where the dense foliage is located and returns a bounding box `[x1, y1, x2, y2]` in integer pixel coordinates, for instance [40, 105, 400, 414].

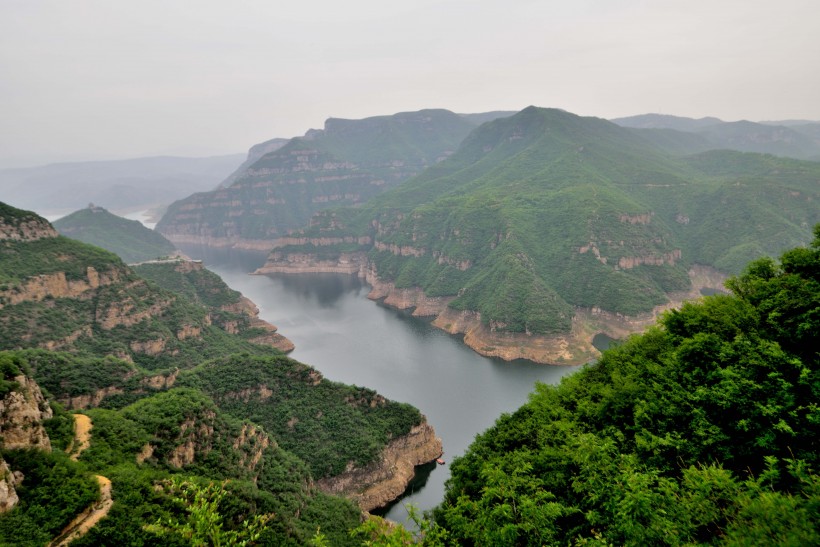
[0, 232, 123, 284]
[425, 231, 820, 545]
[54, 206, 177, 264]
[270, 107, 820, 335]
[0, 449, 99, 545]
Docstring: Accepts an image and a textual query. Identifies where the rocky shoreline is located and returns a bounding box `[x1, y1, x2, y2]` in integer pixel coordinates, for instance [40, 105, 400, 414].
[254, 253, 728, 365]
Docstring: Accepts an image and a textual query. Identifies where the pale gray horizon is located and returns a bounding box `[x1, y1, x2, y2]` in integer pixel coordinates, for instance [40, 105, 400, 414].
[2, 0, 819, 168]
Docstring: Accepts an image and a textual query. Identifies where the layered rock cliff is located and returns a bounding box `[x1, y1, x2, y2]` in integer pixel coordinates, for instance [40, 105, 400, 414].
[316, 422, 442, 512]
[0, 204, 58, 242]
[157, 109, 476, 249]
[134, 259, 295, 353]
[256, 250, 728, 365]
[0, 373, 54, 514]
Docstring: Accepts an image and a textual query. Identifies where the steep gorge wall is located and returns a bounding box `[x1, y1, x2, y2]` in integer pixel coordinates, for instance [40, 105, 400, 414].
[316, 422, 442, 512]
[0, 374, 55, 513]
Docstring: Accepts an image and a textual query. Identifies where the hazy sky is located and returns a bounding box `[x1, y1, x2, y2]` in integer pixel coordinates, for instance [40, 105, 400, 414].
[2, 0, 819, 167]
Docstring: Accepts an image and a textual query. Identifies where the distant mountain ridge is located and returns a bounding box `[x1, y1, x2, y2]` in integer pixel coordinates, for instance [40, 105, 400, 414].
[613, 113, 820, 160]
[156, 109, 508, 251]
[0, 154, 244, 218]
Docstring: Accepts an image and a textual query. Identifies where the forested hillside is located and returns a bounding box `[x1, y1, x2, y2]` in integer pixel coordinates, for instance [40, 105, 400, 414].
[426, 230, 820, 545]
[349, 230, 820, 545]
[0, 202, 438, 545]
[260, 107, 820, 362]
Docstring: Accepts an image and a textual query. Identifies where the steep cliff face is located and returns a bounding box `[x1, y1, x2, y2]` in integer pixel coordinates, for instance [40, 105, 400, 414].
[0, 458, 20, 513]
[0, 267, 121, 309]
[316, 422, 442, 512]
[157, 109, 476, 249]
[255, 251, 368, 275]
[0, 374, 53, 451]
[0, 368, 54, 514]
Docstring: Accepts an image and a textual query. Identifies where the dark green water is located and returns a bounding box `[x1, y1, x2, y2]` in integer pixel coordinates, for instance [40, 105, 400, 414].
[180, 246, 579, 522]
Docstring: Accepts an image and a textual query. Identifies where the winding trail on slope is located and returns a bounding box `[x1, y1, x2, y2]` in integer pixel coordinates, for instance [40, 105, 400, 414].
[68, 413, 92, 461]
[49, 414, 113, 547]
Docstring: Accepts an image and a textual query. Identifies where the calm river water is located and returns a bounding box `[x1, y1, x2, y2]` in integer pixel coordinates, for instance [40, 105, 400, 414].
[178, 246, 580, 523]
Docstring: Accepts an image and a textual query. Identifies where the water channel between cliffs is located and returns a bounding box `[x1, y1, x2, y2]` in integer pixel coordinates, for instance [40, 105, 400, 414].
[179, 246, 579, 524]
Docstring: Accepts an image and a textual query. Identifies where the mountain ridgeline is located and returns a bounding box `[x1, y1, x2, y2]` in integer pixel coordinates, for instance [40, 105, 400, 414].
[256, 107, 820, 363]
[613, 113, 820, 160]
[156, 109, 480, 250]
[0, 202, 440, 545]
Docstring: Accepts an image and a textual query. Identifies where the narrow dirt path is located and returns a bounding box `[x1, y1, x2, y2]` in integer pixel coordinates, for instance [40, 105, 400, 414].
[69, 413, 93, 461]
[50, 414, 113, 546]
[49, 475, 113, 547]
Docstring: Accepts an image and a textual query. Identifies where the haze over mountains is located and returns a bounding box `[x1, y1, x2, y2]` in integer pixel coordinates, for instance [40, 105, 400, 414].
[53, 205, 178, 264]
[0, 154, 244, 218]
[613, 114, 820, 160]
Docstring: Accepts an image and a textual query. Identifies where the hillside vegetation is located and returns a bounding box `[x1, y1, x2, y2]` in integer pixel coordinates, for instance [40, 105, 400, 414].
[0, 202, 432, 545]
[356, 230, 820, 545]
[265, 107, 820, 338]
[54, 205, 177, 263]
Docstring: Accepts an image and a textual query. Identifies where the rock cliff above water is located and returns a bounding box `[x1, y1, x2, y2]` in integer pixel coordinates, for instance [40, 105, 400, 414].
[316, 422, 442, 512]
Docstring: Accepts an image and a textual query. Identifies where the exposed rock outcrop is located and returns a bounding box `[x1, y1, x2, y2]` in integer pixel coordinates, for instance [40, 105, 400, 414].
[0, 267, 120, 309]
[316, 422, 442, 512]
[254, 251, 368, 275]
[0, 375, 53, 451]
[0, 458, 20, 513]
[60, 386, 125, 411]
[219, 296, 295, 353]
[0, 215, 58, 242]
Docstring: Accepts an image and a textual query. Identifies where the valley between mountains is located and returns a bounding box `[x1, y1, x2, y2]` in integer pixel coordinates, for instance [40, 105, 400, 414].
[1, 104, 818, 545]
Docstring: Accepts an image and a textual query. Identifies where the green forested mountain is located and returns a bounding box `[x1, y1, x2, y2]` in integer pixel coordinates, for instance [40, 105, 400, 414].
[0, 202, 433, 545]
[261, 107, 820, 341]
[54, 205, 177, 263]
[156, 109, 478, 249]
[423, 231, 820, 545]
